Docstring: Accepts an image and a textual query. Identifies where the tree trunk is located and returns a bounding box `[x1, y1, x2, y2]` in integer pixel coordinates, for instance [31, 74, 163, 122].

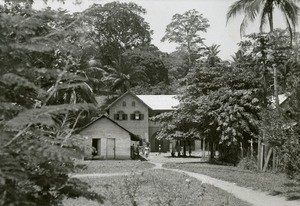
[209, 141, 215, 161]
[188, 140, 192, 156]
[263, 148, 273, 172]
[268, 11, 274, 33]
[187, 38, 191, 67]
[183, 140, 187, 157]
[240, 142, 244, 159]
[272, 149, 277, 170]
[274, 66, 280, 110]
[202, 138, 206, 158]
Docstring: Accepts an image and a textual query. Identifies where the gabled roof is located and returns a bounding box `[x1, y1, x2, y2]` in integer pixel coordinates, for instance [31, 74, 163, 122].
[137, 95, 179, 110]
[105, 91, 179, 111]
[105, 91, 151, 110]
[79, 115, 141, 141]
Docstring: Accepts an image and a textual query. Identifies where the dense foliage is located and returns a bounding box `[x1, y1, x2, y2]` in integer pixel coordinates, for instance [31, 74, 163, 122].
[162, 9, 210, 74]
[1, 0, 300, 204]
[0, 1, 103, 205]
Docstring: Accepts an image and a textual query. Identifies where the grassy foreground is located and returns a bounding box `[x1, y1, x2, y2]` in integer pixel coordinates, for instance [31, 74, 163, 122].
[64, 169, 250, 206]
[74, 160, 154, 174]
[64, 160, 250, 206]
[164, 162, 300, 200]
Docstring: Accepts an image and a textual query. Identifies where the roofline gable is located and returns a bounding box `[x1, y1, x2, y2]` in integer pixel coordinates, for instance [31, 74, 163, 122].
[105, 91, 151, 110]
[78, 115, 141, 141]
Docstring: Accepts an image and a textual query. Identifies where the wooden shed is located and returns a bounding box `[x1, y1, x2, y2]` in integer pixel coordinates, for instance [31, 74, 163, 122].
[79, 115, 140, 160]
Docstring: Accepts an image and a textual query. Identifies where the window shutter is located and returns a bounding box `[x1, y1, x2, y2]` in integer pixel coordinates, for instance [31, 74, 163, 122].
[114, 114, 118, 120]
[123, 114, 128, 120]
[130, 114, 134, 120]
[140, 114, 144, 120]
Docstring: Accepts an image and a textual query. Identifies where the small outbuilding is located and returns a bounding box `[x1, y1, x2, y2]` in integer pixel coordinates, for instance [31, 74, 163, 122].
[79, 115, 140, 160]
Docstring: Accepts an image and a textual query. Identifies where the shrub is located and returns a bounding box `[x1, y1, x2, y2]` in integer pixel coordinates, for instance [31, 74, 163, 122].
[238, 156, 258, 171]
[218, 144, 240, 165]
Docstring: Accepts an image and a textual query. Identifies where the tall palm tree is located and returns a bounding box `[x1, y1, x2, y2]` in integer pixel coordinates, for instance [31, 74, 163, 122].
[227, 0, 300, 108]
[204, 44, 222, 67]
[102, 56, 148, 94]
[227, 0, 299, 40]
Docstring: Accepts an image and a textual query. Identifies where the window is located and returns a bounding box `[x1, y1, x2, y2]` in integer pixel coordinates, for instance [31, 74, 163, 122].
[130, 111, 144, 120]
[132, 101, 136, 107]
[122, 101, 126, 107]
[114, 111, 128, 120]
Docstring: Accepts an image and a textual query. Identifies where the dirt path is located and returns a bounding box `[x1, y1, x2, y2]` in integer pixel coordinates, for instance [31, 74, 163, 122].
[147, 154, 300, 206]
[70, 172, 130, 178]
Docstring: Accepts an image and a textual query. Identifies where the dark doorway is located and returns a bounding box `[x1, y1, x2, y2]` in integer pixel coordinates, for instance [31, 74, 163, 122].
[92, 138, 100, 156]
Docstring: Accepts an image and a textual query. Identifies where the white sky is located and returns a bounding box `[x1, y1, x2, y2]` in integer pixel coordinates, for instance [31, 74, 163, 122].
[31, 0, 294, 60]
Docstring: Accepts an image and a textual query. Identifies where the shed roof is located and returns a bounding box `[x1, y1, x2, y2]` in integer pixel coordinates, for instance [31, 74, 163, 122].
[79, 115, 141, 141]
[136, 95, 179, 110]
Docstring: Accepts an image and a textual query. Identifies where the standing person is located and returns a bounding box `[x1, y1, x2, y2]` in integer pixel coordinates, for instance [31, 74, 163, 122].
[92, 146, 97, 159]
[145, 142, 150, 158]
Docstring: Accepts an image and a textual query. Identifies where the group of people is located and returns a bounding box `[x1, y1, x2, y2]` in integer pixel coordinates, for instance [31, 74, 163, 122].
[131, 142, 150, 159]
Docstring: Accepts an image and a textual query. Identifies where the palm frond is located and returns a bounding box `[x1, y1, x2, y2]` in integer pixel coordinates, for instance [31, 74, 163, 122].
[85, 67, 107, 73]
[1, 73, 45, 97]
[0, 102, 24, 113]
[283, 13, 293, 45]
[47, 82, 97, 105]
[279, 0, 300, 28]
[0, 154, 26, 182]
[240, 14, 250, 37]
[259, 5, 269, 32]
[248, 0, 264, 21]
[226, 0, 255, 24]
[5, 104, 96, 131]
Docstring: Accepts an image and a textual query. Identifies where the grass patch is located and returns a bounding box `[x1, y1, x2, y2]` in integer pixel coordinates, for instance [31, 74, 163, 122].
[74, 160, 154, 174]
[164, 162, 300, 200]
[64, 169, 250, 206]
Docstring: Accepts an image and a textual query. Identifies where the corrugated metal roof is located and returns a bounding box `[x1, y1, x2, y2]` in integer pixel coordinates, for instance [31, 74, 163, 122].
[137, 95, 179, 110]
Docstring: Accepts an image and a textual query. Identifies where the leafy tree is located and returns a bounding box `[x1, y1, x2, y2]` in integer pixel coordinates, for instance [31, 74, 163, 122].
[122, 48, 169, 85]
[235, 29, 300, 104]
[182, 66, 261, 162]
[131, 82, 177, 95]
[162, 48, 190, 81]
[227, 0, 300, 110]
[83, 1, 152, 66]
[0, 2, 103, 205]
[151, 110, 200, 157]
[161, 9, 210, 73]
[101, 47, 169, 94]
[153, 64, 261, 162]
[77, 1, 155, 95]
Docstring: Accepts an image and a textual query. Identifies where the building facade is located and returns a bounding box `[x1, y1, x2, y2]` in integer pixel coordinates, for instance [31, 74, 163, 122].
[80, 115, 140, 159]
[106, 91, 179, 152]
